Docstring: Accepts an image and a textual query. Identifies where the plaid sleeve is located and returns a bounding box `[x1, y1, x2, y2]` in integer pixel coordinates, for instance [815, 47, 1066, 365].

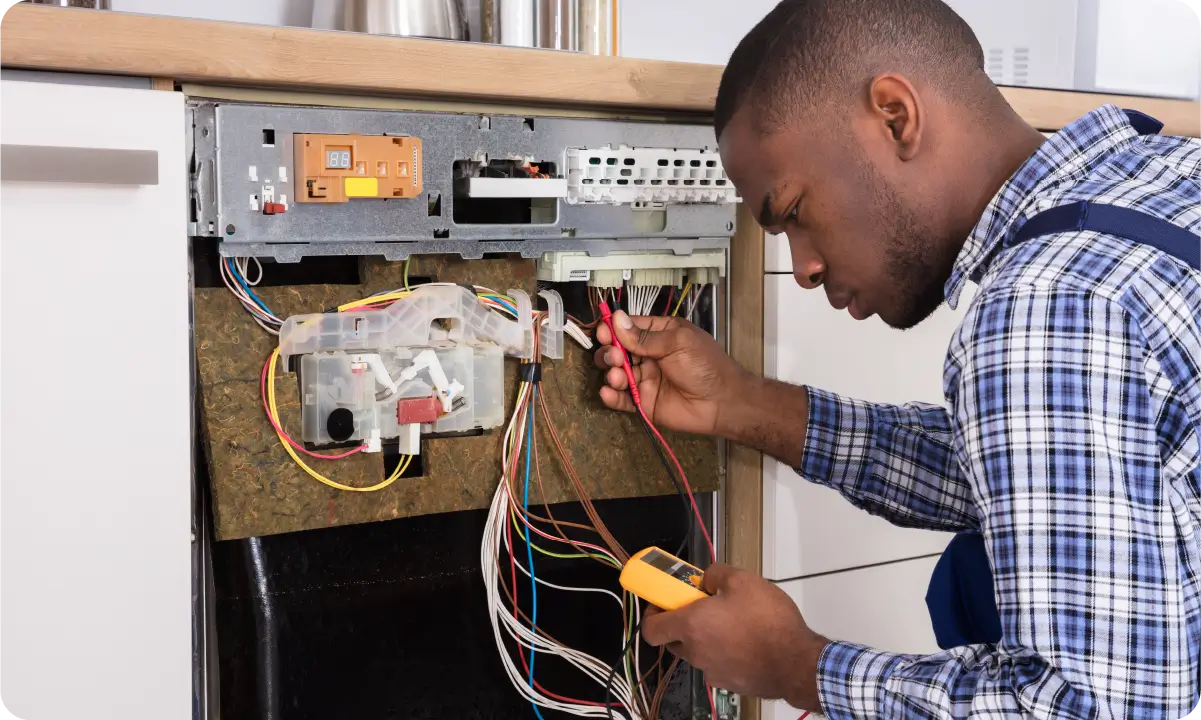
[799, 388, 978, 532]
[816, 285, 1197, 719]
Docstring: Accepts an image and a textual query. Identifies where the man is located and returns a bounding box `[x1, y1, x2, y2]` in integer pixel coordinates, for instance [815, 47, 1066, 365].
[594, 0, 1201, 717]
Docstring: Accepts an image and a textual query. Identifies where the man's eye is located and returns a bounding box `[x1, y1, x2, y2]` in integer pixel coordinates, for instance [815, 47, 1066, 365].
[787, 204, 800, 221]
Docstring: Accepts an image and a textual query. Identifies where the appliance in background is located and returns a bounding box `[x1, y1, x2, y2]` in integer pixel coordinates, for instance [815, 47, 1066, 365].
[944, 0, 1080, 89]
[24, 0, 110, 7]
[313, 0, 613, 53]
[481, 0, 615, 54]
[314, 0, 469, 39]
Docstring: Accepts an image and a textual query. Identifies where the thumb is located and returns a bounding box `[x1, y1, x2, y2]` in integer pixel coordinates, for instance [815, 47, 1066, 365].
[613, 311, 680, 360]
[699, 562, 739, 595]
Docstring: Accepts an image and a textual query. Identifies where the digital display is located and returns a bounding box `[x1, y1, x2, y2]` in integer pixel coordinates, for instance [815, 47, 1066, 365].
[641, 549, 705, 590]
[326, 149, 352, 170]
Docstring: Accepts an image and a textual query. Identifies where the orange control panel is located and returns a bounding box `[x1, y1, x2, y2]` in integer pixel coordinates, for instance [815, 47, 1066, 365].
[294, 133, 423, 203]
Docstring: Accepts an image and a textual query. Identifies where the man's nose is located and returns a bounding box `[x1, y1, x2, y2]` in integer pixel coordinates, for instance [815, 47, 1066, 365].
[788, 235, 825, 289]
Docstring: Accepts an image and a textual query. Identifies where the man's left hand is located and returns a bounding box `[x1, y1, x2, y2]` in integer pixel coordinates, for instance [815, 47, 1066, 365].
[641, 563, 828, 712]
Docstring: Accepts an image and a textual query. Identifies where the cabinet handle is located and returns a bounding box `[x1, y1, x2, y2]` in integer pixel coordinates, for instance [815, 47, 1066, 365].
[1, 145, 158, 186]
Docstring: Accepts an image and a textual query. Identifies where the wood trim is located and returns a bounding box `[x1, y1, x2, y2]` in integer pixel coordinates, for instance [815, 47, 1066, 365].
[150, 77, 174, 92]
[0, 4, 720, 114]
[726, 203, 765, 720]
[1001, 86, 1200, 137]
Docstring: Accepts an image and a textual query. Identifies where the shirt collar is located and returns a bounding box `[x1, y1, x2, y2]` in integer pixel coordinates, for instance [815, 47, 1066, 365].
[944, 104, 1145, 308]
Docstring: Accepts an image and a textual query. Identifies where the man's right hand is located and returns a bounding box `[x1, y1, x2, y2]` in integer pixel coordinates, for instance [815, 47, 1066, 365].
[593, 311, 752, 437]
[594, 310, 810, 466]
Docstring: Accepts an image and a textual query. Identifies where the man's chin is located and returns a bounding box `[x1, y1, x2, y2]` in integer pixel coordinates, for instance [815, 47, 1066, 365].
[880, 297, 944, 331]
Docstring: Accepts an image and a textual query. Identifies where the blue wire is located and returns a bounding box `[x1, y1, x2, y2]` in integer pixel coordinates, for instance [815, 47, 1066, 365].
[226, 258, 276, 318]
[522, 384, 545, 720]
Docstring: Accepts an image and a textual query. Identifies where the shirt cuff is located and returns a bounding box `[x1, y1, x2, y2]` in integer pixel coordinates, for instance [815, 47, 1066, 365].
[799, 386, 873, 482]
[817, 641, 907, 720]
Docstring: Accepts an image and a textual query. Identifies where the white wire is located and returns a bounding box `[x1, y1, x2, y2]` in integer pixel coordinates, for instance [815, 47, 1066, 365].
[483, 385, 644, 719]
[219, 256, 283, 332]
[686, 284, 704, 322]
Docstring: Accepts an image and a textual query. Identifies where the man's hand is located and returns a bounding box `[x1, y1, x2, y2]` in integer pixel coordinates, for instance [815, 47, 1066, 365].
[641, 563, 828, 712]
[595, 311, 810, 466]
[594, 311, 753, 437]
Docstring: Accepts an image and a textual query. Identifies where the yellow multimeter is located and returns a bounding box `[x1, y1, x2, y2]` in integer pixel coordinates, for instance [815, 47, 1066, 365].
[620, 547, 710, 611]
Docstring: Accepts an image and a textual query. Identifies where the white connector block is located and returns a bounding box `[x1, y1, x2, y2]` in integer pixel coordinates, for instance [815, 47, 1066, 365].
[687, 267, 721, 286]
[536, 249, 727, 287]
[630, 268, 682, 288]
[565, 146, 740, 206]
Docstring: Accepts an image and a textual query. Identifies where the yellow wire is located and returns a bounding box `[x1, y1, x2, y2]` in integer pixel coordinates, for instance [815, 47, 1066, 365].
[671, 282, 692, 316]
[404, 256, 412, 291]
[337, 291, 412, 312]
[266, 348, 411, 492]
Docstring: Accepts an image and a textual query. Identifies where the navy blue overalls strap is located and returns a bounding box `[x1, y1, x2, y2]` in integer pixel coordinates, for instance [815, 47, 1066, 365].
[925, 108, 1201, 650]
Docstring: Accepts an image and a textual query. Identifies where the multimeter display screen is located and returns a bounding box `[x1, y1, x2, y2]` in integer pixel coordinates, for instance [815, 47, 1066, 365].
[641, 549, 703, 589]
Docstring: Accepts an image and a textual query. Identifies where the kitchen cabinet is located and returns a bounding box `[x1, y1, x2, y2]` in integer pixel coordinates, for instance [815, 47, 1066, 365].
[0, 79, 190, 720]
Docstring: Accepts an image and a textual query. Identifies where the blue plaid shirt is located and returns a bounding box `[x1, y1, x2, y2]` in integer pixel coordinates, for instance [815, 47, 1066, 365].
[800, 105, 1201, 719]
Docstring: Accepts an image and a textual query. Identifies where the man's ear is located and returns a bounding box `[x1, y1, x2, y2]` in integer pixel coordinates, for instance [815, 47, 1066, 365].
[867, 74, 923, 162]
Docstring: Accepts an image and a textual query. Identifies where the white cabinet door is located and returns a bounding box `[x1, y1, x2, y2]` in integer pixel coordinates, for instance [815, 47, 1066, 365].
[764, 555, 942, 720]
[763, 274, 976, 580]
[1, 80, 190, 720]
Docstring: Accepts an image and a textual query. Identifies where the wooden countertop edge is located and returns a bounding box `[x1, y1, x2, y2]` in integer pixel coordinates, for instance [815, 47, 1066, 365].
[2, 5, 1198, 135]
[0, 4, 722, 113]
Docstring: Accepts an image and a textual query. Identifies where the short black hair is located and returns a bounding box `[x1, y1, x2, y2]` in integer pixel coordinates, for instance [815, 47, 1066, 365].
[715, 0, 985, 138]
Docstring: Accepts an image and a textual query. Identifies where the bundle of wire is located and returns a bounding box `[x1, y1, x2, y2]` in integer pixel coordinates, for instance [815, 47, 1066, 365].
[480, 301, 718, 719]
[220, 256, 283, 334]
[596, 297, 717, 720]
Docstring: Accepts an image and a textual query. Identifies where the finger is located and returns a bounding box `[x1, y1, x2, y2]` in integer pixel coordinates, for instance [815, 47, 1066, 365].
[607, 364, 649, 391]
[599, 386, 636, 413]
[642, 605, 663, 621]
[641, 608, 687, 647]
[612, 311, 685, 359]
[595, 322, 612, 347]
[592, 345, 627, 370]
[699, 562, 741, 595]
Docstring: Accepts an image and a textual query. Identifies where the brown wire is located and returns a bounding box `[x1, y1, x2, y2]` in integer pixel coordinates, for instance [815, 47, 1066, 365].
[536, 391, 628, 564]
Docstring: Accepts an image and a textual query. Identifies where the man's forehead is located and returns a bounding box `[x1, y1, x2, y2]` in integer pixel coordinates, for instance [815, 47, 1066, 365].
[719, 123, 793, 219]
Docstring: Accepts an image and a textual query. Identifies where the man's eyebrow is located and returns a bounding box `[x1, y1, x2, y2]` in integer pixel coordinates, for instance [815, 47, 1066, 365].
[758, 191, 776, 228]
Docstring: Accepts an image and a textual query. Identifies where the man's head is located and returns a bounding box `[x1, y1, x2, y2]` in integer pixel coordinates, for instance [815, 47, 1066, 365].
[717, 0, 1021, 329]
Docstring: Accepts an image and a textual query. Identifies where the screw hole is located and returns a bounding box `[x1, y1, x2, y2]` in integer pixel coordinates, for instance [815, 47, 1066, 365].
[225, 224, 236, 235]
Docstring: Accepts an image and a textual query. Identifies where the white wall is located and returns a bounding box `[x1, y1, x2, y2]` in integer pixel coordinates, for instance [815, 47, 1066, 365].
[1094, 0, 1200, 99]
[618, 0, 776, 65]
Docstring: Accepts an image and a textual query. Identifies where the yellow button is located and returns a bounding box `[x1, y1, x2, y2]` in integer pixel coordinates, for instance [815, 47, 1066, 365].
[344, 177, 380, 197]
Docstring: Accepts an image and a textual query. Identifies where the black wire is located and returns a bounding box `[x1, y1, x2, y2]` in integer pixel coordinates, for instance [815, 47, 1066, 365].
[605, 619, 643, 720]
[640, 416, 694, 561]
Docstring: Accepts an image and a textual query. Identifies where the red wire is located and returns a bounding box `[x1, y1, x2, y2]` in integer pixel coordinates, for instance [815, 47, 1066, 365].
[598, 300, 716, 561]
[798, 713, 811, 720]
[637, 404, 715, 560]
[663, 286, 675, 316]
[259, 354, 366, 460]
